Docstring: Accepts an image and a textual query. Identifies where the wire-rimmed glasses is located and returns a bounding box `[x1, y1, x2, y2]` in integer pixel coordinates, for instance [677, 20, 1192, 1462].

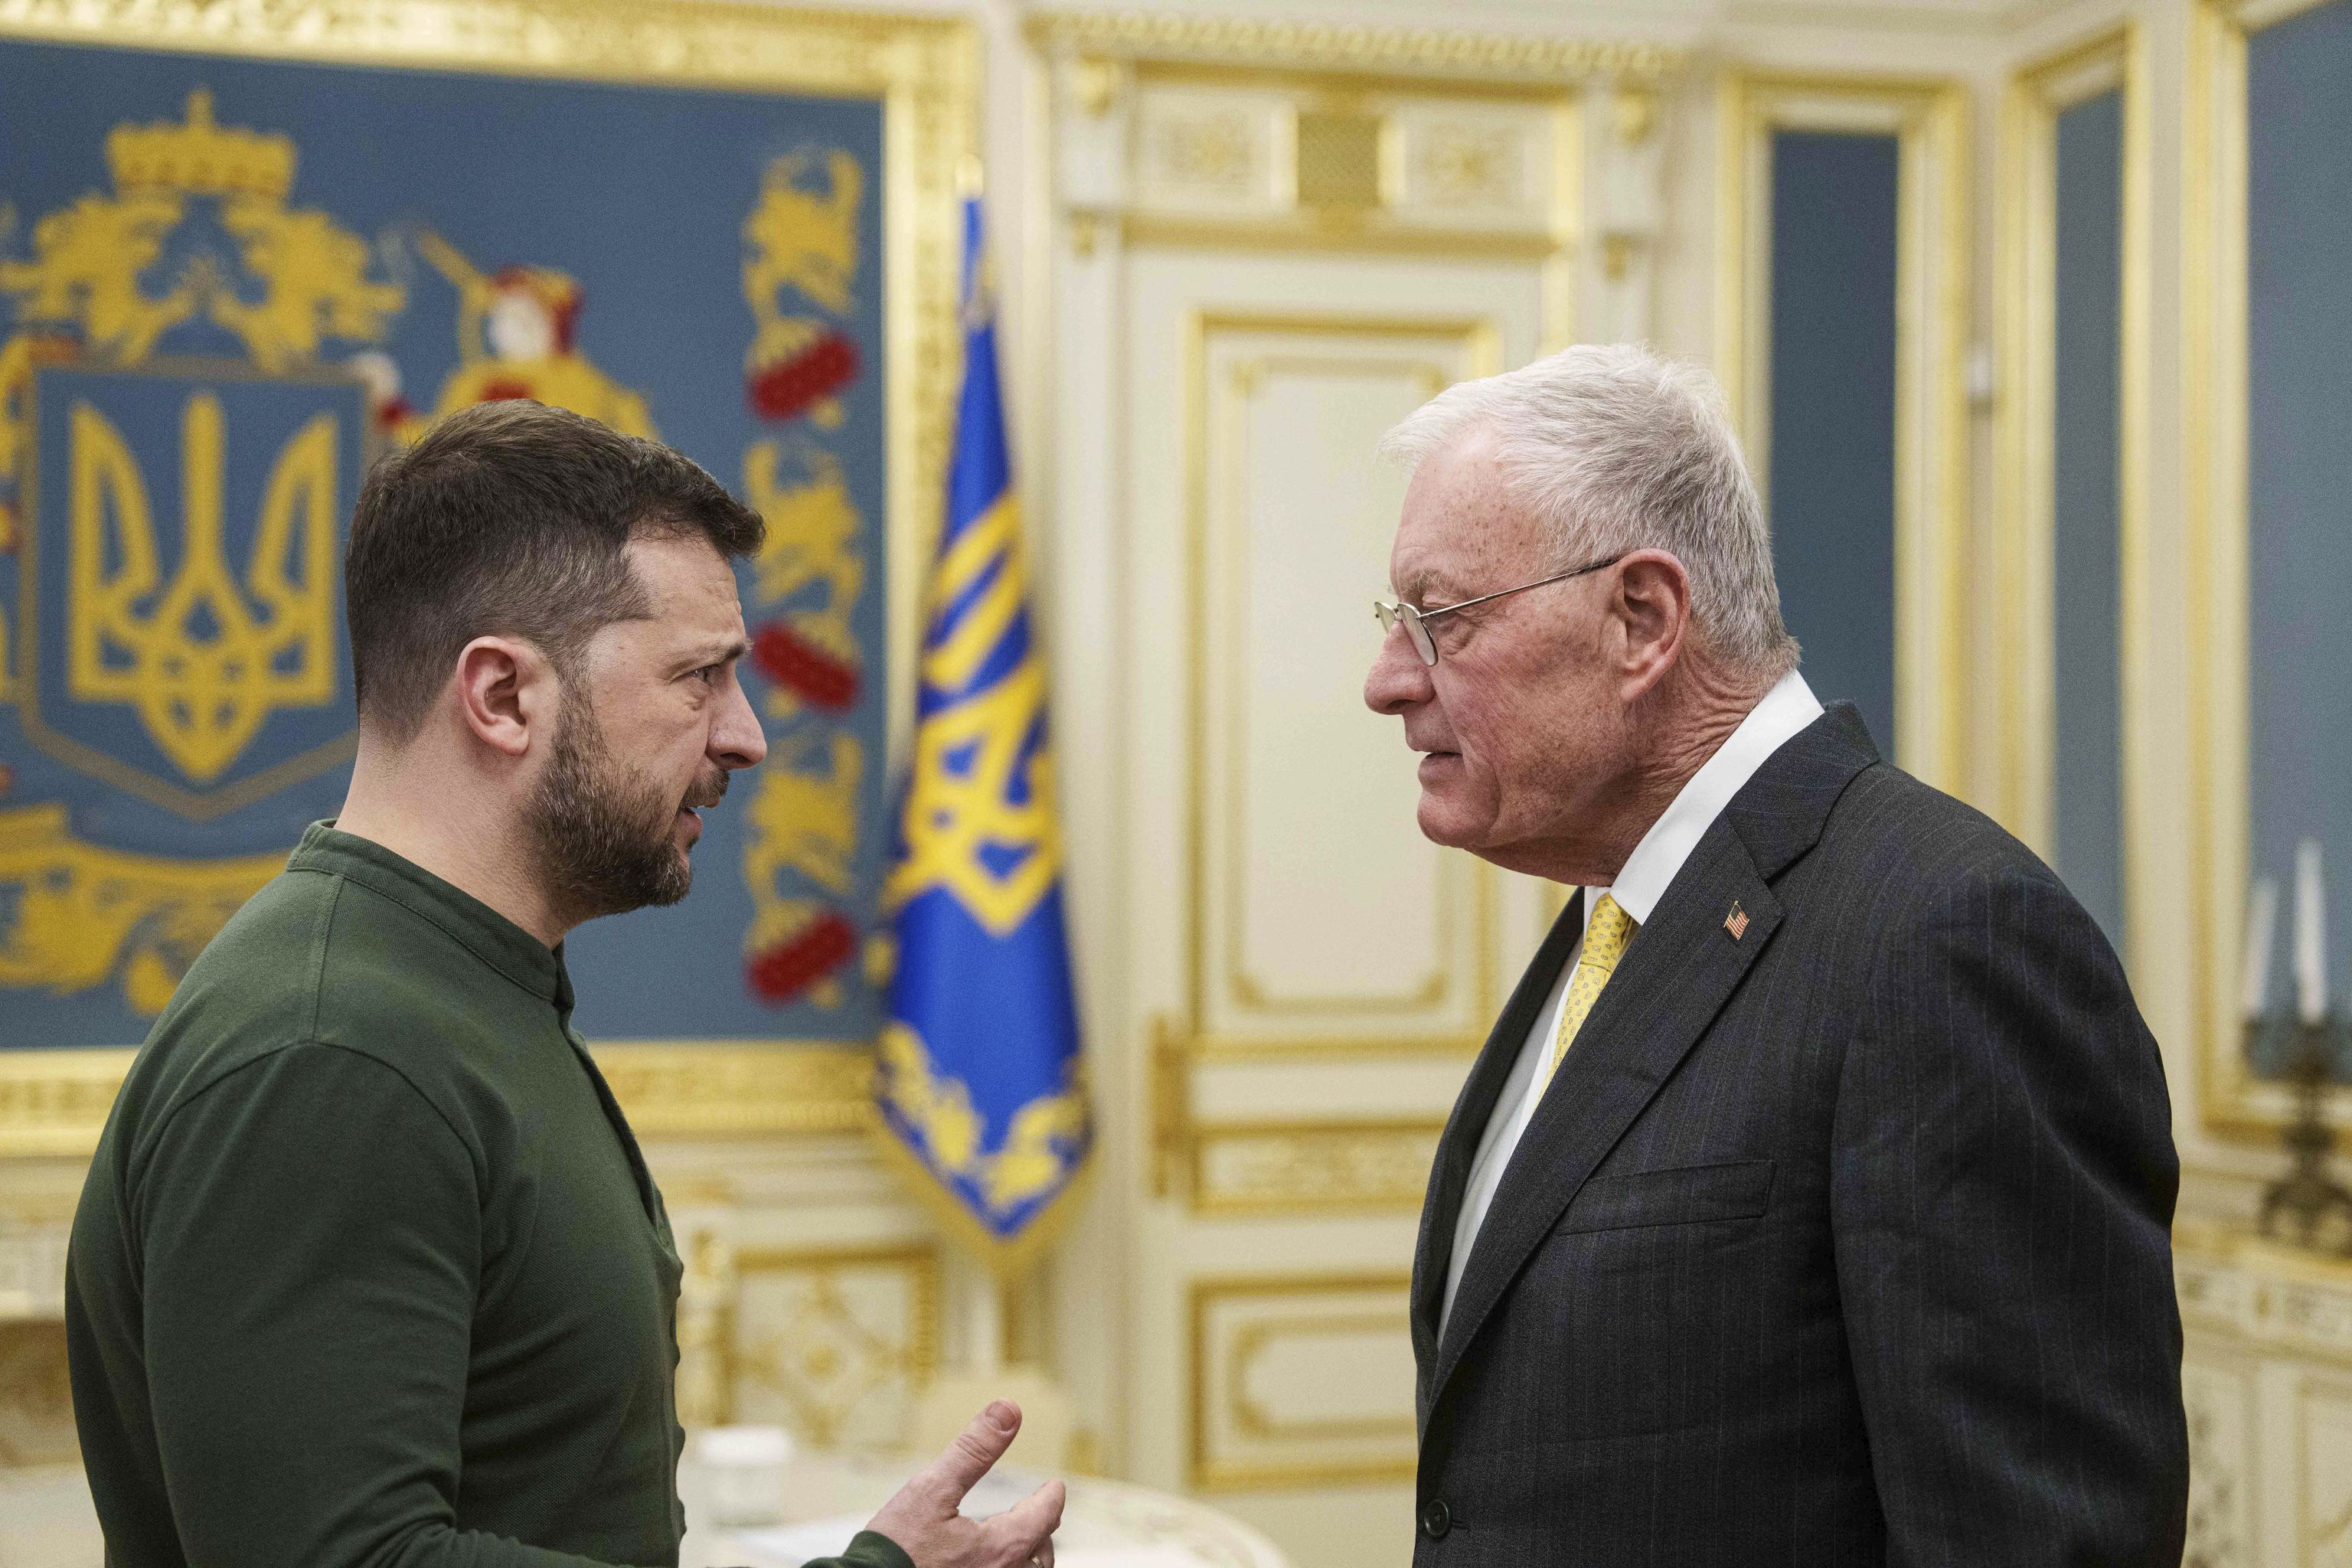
[1374, 554, 1625, 667]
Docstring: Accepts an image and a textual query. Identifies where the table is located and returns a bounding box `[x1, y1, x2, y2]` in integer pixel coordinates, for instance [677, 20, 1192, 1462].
[0, 1453, 1289, 1568]
[679, 1450, 1289, 1568]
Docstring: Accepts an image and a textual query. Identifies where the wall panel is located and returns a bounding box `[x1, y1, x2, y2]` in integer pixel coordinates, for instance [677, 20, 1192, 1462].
[1191, 313, 1501, 1059]
[1996, 25, 2148, 968]
[1717, 71, 1971, 787]
[2246, 0, 2352, 1078]
[2186, 0, 2352, 1132]
[1767, 128, 1901, 750]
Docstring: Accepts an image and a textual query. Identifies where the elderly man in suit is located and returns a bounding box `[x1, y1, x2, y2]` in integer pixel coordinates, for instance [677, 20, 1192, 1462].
[1364, 345, 2187, 1566]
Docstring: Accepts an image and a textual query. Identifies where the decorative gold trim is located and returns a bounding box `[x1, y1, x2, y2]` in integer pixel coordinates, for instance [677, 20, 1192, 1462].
[0, 1048, 136, 1158]
[1187, 1115, 1445, 1217]
[2182, 0, 2344, 1139]
[1229, 1312, 1417, 1440]
[862, 1099, 1098, 1282]
[1181, 309, 1501, 1064]
[1221, 347, 1460, 1021]
[593, 1044, 876, 1136]
[1188, 1271, 1416, 1491]
[0, 0, 976, 1155]
[1118, 212, 1562, 260]
[1992, 25, 2151, 982]
[2174, 1220, 2352, 1371]
[1715, 70, 1973, 791]
[0, 1042, 875, 1157]
[1024, 11, 1683, 84]
[724, 1240, 943, 1447]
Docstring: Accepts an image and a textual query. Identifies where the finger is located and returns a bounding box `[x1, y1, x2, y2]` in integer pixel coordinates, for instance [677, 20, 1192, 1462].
[919, 1399, 1023, 1504]
[982, 1478, 1067, 1564]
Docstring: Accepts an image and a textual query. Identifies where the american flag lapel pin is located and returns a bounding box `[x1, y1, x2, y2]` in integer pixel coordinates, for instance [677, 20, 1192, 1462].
[1725, 901, 1749, 941]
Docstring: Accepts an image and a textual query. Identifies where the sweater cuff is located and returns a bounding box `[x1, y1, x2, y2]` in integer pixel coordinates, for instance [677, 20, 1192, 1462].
[842, 1528, 918, 1568]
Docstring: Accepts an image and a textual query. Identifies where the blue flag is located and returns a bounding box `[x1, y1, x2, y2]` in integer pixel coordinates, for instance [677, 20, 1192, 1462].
[874, 195, 1090, 1271]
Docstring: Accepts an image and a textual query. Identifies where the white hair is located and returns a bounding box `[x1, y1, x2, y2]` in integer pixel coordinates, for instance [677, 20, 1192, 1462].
[1379, 342, 1798, 682]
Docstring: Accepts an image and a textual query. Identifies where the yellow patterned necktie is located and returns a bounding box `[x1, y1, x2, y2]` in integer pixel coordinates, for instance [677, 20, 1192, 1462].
[1543, 893, 1638, 1088]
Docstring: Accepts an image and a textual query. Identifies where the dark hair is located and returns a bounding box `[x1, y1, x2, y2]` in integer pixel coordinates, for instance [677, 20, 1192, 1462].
[345, 400, 764, 740]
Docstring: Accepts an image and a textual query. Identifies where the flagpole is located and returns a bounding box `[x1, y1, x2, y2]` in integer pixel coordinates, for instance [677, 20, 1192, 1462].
[963, 1256, 1006, 1378]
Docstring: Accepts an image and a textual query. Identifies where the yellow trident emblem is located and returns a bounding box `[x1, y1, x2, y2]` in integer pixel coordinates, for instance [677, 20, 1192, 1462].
[67, 389, 338, 782]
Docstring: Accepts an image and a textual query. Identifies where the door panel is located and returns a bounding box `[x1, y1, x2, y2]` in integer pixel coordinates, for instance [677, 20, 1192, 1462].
[1119, 247, 1557, 1568]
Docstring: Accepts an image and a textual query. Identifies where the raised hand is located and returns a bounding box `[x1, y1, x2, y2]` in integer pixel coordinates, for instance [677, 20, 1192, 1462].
[862, 1400, 1067, 1568]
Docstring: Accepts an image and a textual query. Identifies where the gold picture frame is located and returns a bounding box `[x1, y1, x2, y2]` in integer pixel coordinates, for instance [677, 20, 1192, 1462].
[0, 0, 976, 1155]
[1991, 24, 2154, 981]
[1714, 69, 1972, 795]
[2184, 0, 2349, 1138]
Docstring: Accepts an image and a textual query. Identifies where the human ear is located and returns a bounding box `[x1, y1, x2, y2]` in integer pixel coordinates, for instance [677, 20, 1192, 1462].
[453, 636, 552, 760]
[1609, 550, 1691, 701]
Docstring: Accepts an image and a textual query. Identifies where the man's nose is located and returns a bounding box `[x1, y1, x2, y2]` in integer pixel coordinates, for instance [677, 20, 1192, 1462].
[1364, 622, 1434, 716]
[711, 669, 769, 770]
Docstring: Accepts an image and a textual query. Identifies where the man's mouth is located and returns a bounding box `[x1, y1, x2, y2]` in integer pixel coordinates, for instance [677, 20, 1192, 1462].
[677, 779, 727, 842]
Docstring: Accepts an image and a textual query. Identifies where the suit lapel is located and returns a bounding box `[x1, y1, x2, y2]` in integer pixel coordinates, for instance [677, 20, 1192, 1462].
[1411, 701, 1885, 1426]
[1410, 890, 1587, 1387]
[1428, 821, 1783, 1406]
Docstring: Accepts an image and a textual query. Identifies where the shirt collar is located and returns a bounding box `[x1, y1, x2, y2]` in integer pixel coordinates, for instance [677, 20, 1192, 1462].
[1596, 669, 1824, 925]
[288, 821, 571, 1011]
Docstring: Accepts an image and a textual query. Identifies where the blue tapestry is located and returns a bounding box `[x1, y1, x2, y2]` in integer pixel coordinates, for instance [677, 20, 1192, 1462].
[0, 40, 891, 1049]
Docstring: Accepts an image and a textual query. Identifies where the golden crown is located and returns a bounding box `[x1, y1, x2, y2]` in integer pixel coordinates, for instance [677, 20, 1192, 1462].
[106, 90, 296, 203]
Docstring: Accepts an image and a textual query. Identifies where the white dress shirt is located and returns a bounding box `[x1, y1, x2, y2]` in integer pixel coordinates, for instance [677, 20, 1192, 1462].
[1437, 670, 1825, 1338]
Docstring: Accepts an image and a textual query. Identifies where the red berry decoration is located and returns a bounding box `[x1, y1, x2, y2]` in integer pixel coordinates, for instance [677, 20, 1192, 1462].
[746, 331, 860, 423]
[753, 621, 860, 712]
[746, 910, 858, 1003]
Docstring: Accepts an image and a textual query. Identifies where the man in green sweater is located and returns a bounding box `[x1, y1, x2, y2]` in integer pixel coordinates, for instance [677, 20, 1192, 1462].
[67, 401, 1064, 1568]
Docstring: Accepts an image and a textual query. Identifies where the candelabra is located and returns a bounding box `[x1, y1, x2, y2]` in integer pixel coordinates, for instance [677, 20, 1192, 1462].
[2243, 1008, 2352, 1256]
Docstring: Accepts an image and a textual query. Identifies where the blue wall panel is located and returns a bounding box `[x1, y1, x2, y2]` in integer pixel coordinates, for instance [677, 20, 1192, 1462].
[2249, 0, 2352, 1066]
[0, 42, 893, 1048]
[2052, 89, 2126, 949]
[1767, 130, 1901, 753]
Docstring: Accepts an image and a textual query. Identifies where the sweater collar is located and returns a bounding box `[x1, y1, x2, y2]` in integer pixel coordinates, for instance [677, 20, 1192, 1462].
[289, 821, 572, 1013]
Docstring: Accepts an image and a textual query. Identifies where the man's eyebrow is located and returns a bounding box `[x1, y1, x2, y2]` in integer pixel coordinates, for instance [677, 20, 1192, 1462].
[1397, 571, 1460, 607]
[681, 636, 752, 668]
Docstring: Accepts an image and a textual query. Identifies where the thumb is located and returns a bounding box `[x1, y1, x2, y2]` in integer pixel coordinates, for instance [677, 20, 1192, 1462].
[981, 1478, 1067, 1561]
[920, 1400, 1022, 1505]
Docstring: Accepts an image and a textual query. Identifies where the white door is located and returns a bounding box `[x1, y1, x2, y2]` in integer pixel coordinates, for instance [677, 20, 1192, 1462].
[1033, 38, 1654, 1565]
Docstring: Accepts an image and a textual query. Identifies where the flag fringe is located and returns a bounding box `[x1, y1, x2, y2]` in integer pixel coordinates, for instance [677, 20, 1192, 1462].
[864, 1116, 1096, 1282]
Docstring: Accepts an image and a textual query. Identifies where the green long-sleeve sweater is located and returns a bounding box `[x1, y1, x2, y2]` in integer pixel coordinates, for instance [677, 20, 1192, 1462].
[67, 822, 910, 1568]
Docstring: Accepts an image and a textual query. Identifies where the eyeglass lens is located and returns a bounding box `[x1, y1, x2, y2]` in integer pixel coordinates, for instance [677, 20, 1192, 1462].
[1374, 602, 1439, 667]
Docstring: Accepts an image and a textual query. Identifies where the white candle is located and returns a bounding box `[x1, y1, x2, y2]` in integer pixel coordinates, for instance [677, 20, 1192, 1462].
[2295, 838, 2328, 1025]
[2243, 876, 2278, 1019]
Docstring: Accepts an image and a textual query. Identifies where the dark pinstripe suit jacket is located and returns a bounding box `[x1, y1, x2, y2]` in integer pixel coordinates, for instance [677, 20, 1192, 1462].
[1409, 704, 2187, 1566]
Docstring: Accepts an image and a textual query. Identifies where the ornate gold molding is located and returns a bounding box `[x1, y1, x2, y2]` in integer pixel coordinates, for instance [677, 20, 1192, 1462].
[2181, 0, 2350, 1142]
[1024, 11, 1684, 83]
[0, 1050, 135, 1158]
[1188, 1116, 1444, 1217]
[1714, 69, 1973, 792]
[1182, 311, 1502, 1062]
[593, 1045, 875, 1137]
[0, 0, 960, 90]
[0, 1043, 873, 1158]
[725, 1241, 942, 1449]
[2176, 1220, 2352, 1369]
[1189, 1272, 1416, 1491]
[0, 1321, 75, 1465]
[1991, 24, 2155, 1001]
